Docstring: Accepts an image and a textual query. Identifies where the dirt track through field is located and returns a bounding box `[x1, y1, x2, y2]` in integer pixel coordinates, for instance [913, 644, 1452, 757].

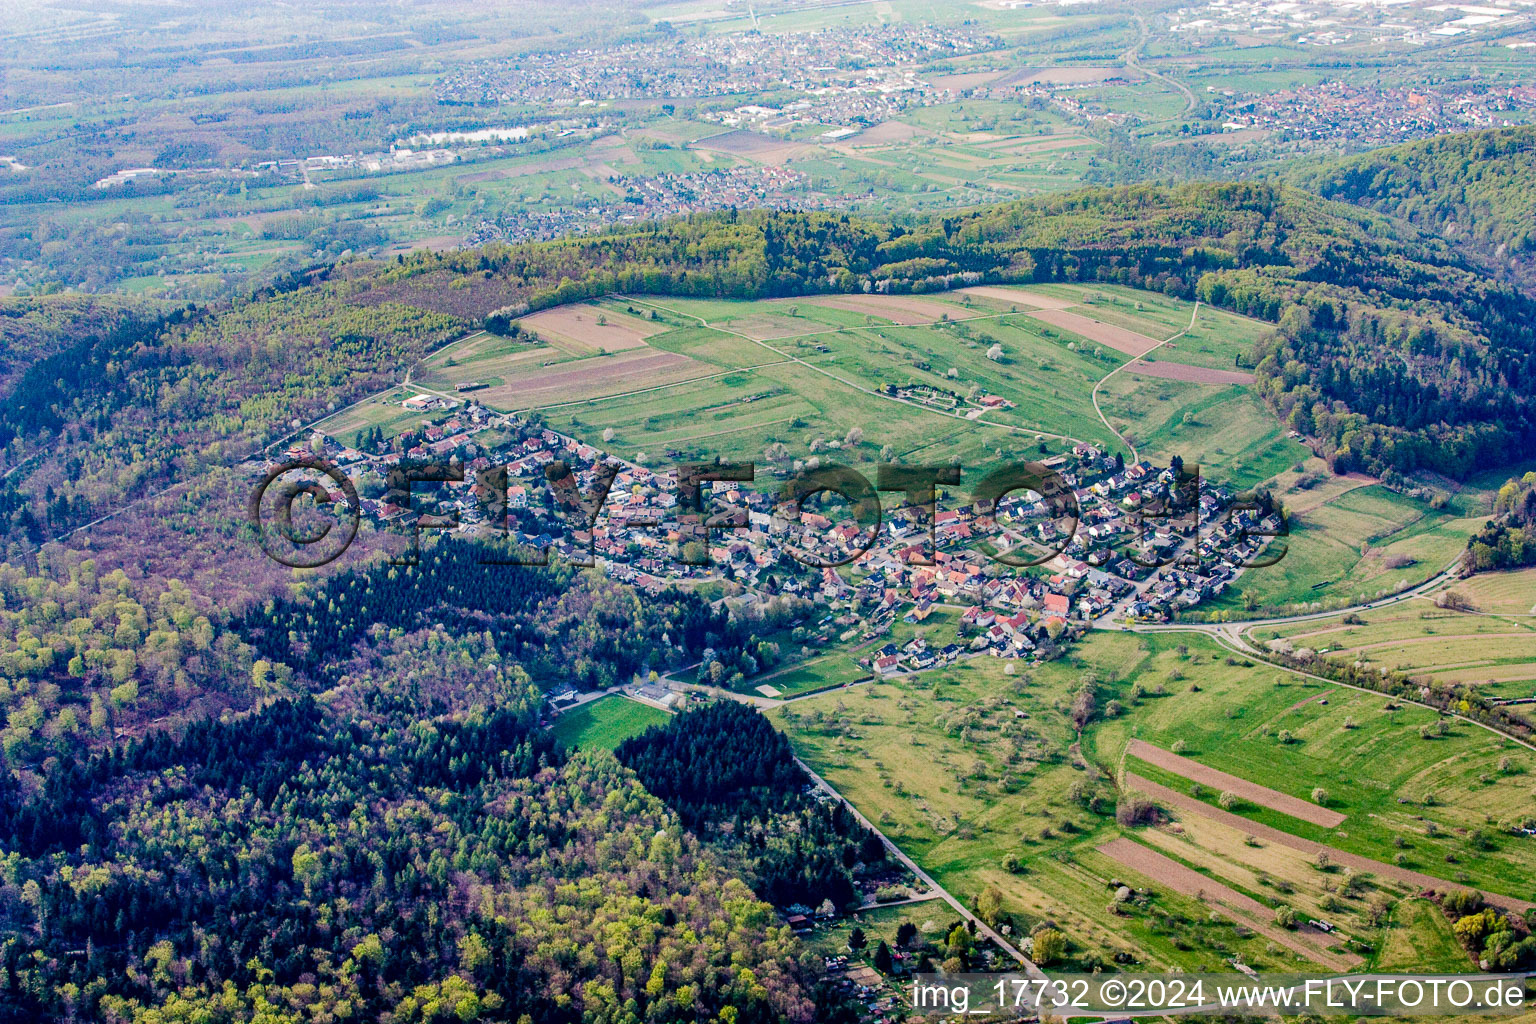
[726, 313, 827, 340]
[1124, 772, 1536, 914]
[1282, 473, 1377, 516]
[1097, 837, 1361, 970]
[1127, 740, 1345, 827]
[1025, 308, 1162, 357]
[1122, 360, 1255, 384]
[1332, 632, 1536, 658]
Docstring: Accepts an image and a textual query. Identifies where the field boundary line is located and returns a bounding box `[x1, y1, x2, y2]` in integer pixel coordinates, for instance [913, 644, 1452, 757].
[1125, 738, 1344, 827]
[1124, 771, 1535, 914]
[620, 294, 1093, 447]
[1097, 835, 1361, 970]
[1090, 300, 1200, 463]
[791, 754, 1045, 976]
[514, 362, 793, 413]
[655, 416, 797, 444]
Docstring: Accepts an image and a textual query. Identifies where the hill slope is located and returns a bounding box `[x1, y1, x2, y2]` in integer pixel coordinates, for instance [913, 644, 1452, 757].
[1287, 125, 1536, 282]
[3, 179, 1535, 562]
[364, 182, 1536, 479]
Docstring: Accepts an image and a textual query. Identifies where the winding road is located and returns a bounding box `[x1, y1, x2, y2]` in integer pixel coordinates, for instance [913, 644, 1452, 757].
[1089, 300, 1201, 463]
[1123, 15, 1197, 117]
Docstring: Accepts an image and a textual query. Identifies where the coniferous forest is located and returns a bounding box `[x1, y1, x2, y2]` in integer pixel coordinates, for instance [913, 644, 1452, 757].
[617, 702, 889, 910]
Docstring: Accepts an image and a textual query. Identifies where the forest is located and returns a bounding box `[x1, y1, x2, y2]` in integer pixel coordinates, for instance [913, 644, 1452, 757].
[0, 650, 826, 1024]
[351, 184, 1536, 479]
[0, 493, 835, 1023]
[616, 702, 889, 911]
[239, 540, 773, 691]
[3, 172, 1535, 804]
[1288, 125, 1536, 284]
[4, 151, 1536, 1021]
[3, 178, 1535, 563]
[1463, 471, 1536, 573]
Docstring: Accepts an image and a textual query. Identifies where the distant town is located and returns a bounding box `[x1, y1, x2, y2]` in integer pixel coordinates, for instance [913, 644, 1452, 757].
[434, 24, 1003, 109]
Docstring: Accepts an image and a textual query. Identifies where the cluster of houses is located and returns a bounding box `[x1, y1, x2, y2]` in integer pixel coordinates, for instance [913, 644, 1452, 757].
[1172, 0, 1536, 51]
[283, 394, 1282, 678]
[1210, 81, 1536, 148]
[433, 24, 999, 107]
[881, 382, 1015, 416]
[463, 166, 847, 248]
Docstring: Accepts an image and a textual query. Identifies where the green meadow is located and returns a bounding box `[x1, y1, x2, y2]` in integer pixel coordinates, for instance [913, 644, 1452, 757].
[770, 628, 1536, 972]
[550, 695, 671, 750]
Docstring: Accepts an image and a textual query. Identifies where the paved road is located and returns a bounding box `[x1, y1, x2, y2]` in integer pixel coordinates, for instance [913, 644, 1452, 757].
[1108, 554, 1463, 647]
[1104, 555, 1536, 753]
[1200, 629, 1536, 757]
[652, 665, 1050, 978]
[791, 754, 1048, 980]
[1090, 300, 1201, 463]
[1123, 15, 1197, 116]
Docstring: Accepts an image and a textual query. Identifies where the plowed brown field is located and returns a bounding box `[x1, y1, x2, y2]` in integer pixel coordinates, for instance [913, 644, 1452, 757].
[1128, 740, 1344, 827]
[1025, 309, 1162, 356]
[1097, 837, 1361, 970]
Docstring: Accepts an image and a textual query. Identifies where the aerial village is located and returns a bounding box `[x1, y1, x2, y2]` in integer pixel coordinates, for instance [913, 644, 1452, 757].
[277, 389, 1283, 689]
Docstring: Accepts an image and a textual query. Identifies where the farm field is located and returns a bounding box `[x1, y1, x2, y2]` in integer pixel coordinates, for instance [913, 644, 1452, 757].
[1089, 635, 1536, 902]
[607, 320, 776, 370]
[1117, 361, 1254, 385]
[1377, 897, 1476, 973]
[1123, 806, 1411, 961]
[477, 348, 708, 410]
[633, 292, 975, 328]
[1121, 772, 1532, 914]
[314, 387, 440, 447]
[551, 346, 1091, 469]
[1097, 372, 1308, 489]
[1124, 739, 1344, 827]
[774, 628, 1536, 972]
[1023, 308, 1161, 357]
[1206, 484, 1485, 615]
[550, 695, 671, 750]
[1255, 576, 1536, 701]
[997, 285, 1267, 367]
[519, 304, 663, 354]
[1095, 836, 1362, 970]
[318, 284, 1288, 489]
[1441, 567, 1536, 615]
[769, 635, 1324, 972]
[492, 284, 1285, 484]
[802, 318, 1117, 441]
[751, 652, 871, 697]
[413, 331, 561, 392]
[958, 286, 1078, 310]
